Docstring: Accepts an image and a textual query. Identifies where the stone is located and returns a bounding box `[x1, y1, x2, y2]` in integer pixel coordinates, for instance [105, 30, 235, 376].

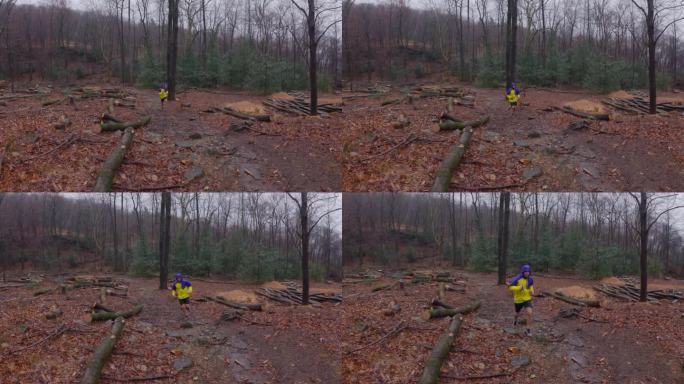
[523, 167, 543, 180]
[527, 131, 541, 138]
[514, 140, 530, 148]
[511, 355, 531, 368]
[175, 141, 194, 149]
[173, 356, 193, 371]
[184, 166, 204, 181]
[189, 133, 202, 140]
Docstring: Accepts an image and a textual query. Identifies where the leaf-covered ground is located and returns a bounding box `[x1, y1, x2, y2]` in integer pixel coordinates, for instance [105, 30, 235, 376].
[0, 275, 342, 383]
[340, 269, 684, 383]
[340, 85, 684, 191]
[0, 87, 341, 192]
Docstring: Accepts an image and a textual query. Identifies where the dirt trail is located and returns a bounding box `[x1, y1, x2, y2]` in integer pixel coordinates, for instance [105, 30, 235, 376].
[137, 90, 340, 191]
[131, 278, 341, 384]
[468, 272, 682, 383]
[476, 89, 684, 191]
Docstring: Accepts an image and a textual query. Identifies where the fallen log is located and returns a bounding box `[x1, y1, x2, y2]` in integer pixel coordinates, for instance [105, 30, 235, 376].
[438, 115, 490, 131]
[80, 317, 125, 384]
[431, 119, 490, 192]
[93, 128, 135, 192]
[427, 299, 481, 319]
[545, 291, 600, 307]
[42, 97, 66, 107]
[552, 106, 609, 121]
[205, 296, 262, 311]
[98, 116, 151, 133]
[419, 315, 467, 384]
[213, 106, 272, 122]
[91, 304, 143, 321]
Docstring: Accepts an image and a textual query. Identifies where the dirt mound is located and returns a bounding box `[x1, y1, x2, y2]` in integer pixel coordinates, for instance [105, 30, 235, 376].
[310, 286, 341, 295]
[657, 95, 684, 105]
[608, 90, 633, 99]
[563, 99, 605, 114]
[261, 281, 287, 289]
[601, 276, 624, 285]
[216, 290, 259, 303]
[269, 92, 295, 100]
[319, 97, 343, 105]
[223, 101, 267, 115]
[555, 285, 596, 300]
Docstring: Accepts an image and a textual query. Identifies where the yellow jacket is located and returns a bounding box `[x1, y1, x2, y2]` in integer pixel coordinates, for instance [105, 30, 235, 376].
[171, 280, 193, 299]
[509, 278, 534, 303]
[506, 89, 520, 103]
[159, 89, 169, 101]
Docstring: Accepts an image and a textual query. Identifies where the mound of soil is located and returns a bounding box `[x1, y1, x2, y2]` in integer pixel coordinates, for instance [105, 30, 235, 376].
[223, 101, 268, 115]
[563, 99, 605, 113]
[555, 285, 596, 300]
[608, 90, 633, 99]
[269, 92, 295, 100]
[261, 281, 287, 289]
[216, 289, 259, 303]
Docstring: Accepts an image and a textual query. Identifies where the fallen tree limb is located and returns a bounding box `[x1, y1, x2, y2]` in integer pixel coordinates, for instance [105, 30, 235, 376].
[213, 106, 272, 122]
[80, 317, 125, 384]
[98, 116, 151, 133]
[545, 291, 600, 307]
[441, 371, 512, 380]
[205, 295, 262, 311]
[552, 106, 609, 121]
[101, 374, 174, 382]
[345, 321, 408, 355]
[91, 304, 143, 321]
[419, 315, 467, 384]
[93, 128, 135, 192]
[431, 123, 489, 192]
[427, 299, 481, 319]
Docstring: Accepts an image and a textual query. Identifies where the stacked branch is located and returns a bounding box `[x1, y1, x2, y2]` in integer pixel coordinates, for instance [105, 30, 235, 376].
[602, 94, 684, 114]
[263, 98, 342, 116]
[80, 317, 125, 384]
[427, 299, 481, 319]
[255, 287, 342, 305]
[593, 282, 683, 301]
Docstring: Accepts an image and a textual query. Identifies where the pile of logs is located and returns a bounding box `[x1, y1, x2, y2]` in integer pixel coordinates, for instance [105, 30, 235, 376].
[601, 94, 684, 114]
[71, 86, 135, 101]
[593, 279, 684, 302]
[411, 85, 467, 99]
[263, 97, 342, 116]
[551, 106, 610, 121]
[204, 295, 262, 311]
[255, 286, 342, 305]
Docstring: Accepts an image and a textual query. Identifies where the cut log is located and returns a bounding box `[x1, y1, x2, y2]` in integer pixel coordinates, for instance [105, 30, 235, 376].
[33, 288, 54, 296]
[42, 97, 66, 107]
[107, 98, 115, 114]
[98, 116, 151, 133]
[418, 315, 466, 384]
[100, 113, 122, 124]
[45, 305, 63, 319]
[545, 291, 600, 307]
[438, 115, 490, 131]
[430, 299, 453, 309]
[93, 128, 135, 192]
[80, 317, 125, 384]
[432, 119, 490, 192]
[383, 301, 401, 316]
[93, 303, 115, 313]
[91, 304, 143, 321]
[205, 296, 262, 311]
[427, 299, 481, 319]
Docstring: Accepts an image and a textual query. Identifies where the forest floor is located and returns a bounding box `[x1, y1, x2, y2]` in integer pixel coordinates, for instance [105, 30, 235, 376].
[341, 268, 684, 383]
[340, 85, 684, 191]
[0, 275, 342, 383]
[0, 85, 340, 192]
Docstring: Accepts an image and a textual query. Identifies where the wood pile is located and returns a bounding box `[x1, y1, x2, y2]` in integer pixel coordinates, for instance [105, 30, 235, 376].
[593, 278, 684, 301]
[411, 85, 467, 99]
[71, 86, 135, 101]
[602, 93, 684, 114]
[263, 97, 342, 116]
[204, 106, 272, 122]
[551, 106, 610, 120]
[255, 285, 342, 305]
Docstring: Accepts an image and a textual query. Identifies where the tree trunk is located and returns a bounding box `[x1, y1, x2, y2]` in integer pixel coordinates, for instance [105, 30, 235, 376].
[427, 299, 481, 319]
[159, 192, 171, 290]
[167, 0, 179, 100]
[91, 304, 143, 321]
[308, 0, 318, 115]
[80, 317, 125, 384]
[639, 192, 648, 301]
[647, 0, 657, 114]
[300, 192, 310, 305]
